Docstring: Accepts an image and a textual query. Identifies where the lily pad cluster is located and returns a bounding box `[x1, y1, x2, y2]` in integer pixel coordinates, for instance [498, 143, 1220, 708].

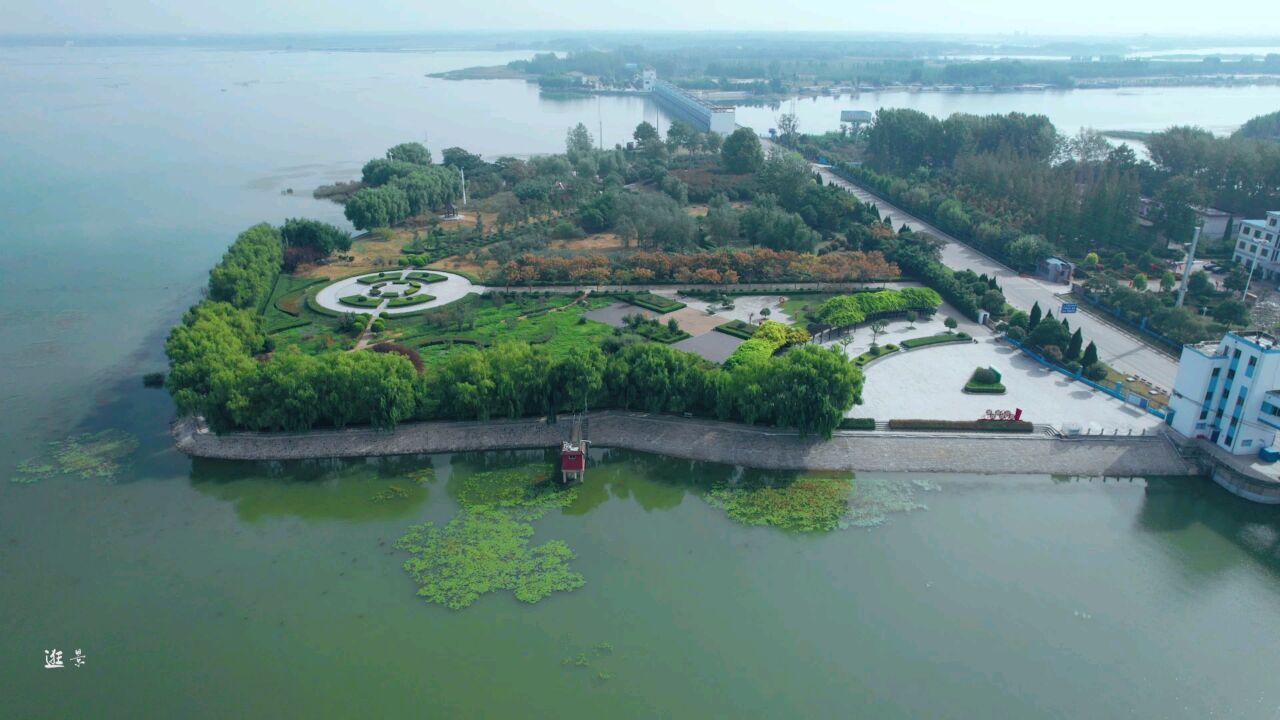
[705, 474, 854, 532]
[396, 462, 583, 610]
[396, 509, 584, 610]
[455, 465, 574, 519]
[13, 429, 139, 483]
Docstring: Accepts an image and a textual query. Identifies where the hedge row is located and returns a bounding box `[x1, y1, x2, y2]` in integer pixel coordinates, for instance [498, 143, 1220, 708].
[838, 418, 877, 430]
[887, 419, 1033, 433]
[853, 343, 899, 367]
[901, 332, 970, 349]
[963, 383, 1006, 394]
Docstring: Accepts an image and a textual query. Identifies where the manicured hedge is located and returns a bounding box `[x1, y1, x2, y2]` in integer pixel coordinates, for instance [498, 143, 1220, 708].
[963, 383, 1006, 394]
[887, 419, 1033, 433]
[853, 343, 899, 367]
[406, 271, 448, 284]
[340, 295, 382, 308]
[714, 320, 759, 340]
[838, 417, 877, 430]
[901, 332, 971, 349]
[618, 292, 685, 314]
[358, 271, 406, 284]
[387, 294, 435, 308]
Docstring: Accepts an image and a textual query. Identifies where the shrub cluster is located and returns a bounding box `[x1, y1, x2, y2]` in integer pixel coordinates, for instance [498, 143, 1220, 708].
[811, 287, 942, 328]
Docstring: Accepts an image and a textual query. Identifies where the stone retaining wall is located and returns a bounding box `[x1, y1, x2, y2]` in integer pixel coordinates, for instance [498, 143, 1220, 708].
[173, 412, 1195, 477]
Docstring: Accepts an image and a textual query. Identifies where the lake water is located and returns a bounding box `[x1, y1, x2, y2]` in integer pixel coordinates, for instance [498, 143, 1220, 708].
[3, 44, 1280, 718]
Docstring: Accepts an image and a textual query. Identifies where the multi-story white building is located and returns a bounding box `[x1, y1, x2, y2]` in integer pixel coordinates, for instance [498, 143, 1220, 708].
[1230, 210, 1280, 280]
[1169, 330, 1280, 454]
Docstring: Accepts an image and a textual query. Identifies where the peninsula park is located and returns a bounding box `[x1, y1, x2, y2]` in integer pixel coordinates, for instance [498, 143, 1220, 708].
[167, 122, 1137, 441]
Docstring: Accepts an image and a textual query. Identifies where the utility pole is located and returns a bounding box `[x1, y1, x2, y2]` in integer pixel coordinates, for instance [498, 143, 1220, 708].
[460, 167, 467, 207]
[1175, 224, 1202, 308]
[1243, 252, 1259, 300]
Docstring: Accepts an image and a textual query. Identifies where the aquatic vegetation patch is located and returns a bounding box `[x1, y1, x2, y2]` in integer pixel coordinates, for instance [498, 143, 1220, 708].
[396, 509, 584, 610]
[845, 477, 939, 528]
[371, 485, 411, 502]
[456, 464, 577, 519]
[706, 474, 853, 532]
[13, 430, 139, 483]
[407, 467, 435, 486]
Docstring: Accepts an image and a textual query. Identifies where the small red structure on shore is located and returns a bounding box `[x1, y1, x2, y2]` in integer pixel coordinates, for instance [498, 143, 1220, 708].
[560, 441, 586, 483]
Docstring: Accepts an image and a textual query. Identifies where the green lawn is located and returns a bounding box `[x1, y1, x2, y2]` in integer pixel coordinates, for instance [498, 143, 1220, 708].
[393, 293, 615, 360]
[263, 274, 325, 333]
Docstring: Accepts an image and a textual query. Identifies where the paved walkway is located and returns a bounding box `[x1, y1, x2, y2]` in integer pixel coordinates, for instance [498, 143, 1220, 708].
[812, 165, 1180, 390]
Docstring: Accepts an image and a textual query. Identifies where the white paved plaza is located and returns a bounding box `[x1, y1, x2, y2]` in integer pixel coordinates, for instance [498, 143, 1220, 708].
[313, 269, 480, 315]
[856, 335, 1163, 433]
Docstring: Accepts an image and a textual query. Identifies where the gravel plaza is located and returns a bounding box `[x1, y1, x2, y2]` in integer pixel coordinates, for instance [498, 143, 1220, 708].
[855, 334, 1164, 434]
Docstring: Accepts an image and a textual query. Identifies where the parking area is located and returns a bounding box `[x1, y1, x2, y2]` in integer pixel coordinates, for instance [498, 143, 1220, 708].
[856, 336, 1163, 433]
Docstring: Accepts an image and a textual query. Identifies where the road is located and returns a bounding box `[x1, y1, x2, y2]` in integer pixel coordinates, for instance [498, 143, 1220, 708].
[813, 165, 1180, 390]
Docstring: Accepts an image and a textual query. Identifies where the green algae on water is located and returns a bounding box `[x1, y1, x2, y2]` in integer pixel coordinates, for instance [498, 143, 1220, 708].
[13, 429, 139, 483]
[455, 463, 577, 519]
[705, 474, 854, 532]
[395, 509, 584, 610]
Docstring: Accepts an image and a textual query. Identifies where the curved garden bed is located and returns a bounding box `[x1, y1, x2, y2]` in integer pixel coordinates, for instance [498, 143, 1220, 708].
[387, 294, 436, 308]
[406, 271, 448, 284]
[339, 295, 382, 308]
[357, 271, 406, 285]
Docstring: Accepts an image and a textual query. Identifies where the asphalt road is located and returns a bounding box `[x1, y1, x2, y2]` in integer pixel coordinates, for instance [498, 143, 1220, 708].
[814, 165, 1180, 390]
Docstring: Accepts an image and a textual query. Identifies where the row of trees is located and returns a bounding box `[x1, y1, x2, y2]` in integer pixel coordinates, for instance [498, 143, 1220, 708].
[1146, 122, 1280, 217]
[208, 224, 283, 310]
[495, 248, 899, 285]
[430, 340, 861, 438]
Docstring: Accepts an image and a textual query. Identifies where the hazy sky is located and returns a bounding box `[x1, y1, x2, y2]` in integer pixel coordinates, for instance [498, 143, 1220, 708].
[4, 0, 1276, 37]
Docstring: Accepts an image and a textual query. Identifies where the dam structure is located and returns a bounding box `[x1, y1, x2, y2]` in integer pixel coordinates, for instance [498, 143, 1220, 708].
[649, 78, 736, 135]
